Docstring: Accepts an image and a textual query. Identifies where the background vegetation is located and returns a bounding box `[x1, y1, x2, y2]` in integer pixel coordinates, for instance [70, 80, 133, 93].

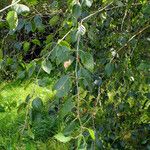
[0, 0, 150, 149]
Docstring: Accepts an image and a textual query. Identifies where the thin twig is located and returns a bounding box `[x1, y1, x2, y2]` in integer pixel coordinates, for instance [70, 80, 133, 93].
[35, 28, 73, 81]
[75, 34, 83, 129]
[81, 2, 113, 24]
[96, 86, 101, 106]
[0, 0, 21, 13]
[105, 3, 142, 11]
[46, 28, 73, 59]
[121, 9, 128, 31]
[81, 2, 142, 24]
[110, 24, 150, 62]
[118, 24, 150, 52]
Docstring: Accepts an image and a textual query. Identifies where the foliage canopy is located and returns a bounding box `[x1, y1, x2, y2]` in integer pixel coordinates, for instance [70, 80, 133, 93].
[0, 0, 150, 149]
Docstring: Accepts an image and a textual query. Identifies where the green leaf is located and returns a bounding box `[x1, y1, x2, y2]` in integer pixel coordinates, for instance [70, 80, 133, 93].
[0, 105, 5, 112]
[23, 41, 30, 52]
[26, 0, 38, 5]
[78, 67, 93, 89]
[25, 21, 32, 33]
[59, 98, 74, 119]
[42, 60, 52, 74]
[54, 133, 72, 143]
[143, 4, 150, 15]
[46, 35, 53, 43]
[0, 49, 3, 61]
[27, 61, 36, 77]
[59, 41, 71, 49]
[137, 62, 150, 71]
[17, 102, 27, 114]
[51, 46, 70, 65]
[25, 94, 31, 103]
[17, 71, 26, 79]
[54, 75, 71, 98]
[49, 15, 60, 26]
[32, 97, 43, 111]
[27, 129, 35, 139]
[32, 39, 41, 46]
[72, 3, 82, 18]
[34, 15, 43, 29]
[56, 46, 70, 65]
[115, 1, 124, 7]
[13, 4, 30, 14]
[80, 51, 94, 72]
[6, 11, 18, 30]
[105, 63, 114, 77]
[63, 121, 76, 135]
[87, 128, 95, 140]
[38, 77, 51, 87]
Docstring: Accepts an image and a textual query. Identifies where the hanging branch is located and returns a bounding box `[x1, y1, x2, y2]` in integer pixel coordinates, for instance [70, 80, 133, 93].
[75, 33, 83, 129]
[35, 28, 73, 82]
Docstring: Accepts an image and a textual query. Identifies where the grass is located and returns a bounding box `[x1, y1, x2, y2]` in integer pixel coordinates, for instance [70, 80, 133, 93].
[0, 78, 70, 149]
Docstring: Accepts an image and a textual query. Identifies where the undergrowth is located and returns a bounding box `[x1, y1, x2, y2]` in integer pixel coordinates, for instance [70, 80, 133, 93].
[0, 79, 70, 149]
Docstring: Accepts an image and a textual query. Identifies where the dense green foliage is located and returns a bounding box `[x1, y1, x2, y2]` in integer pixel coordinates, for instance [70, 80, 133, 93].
[0, 0, 150, 149]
